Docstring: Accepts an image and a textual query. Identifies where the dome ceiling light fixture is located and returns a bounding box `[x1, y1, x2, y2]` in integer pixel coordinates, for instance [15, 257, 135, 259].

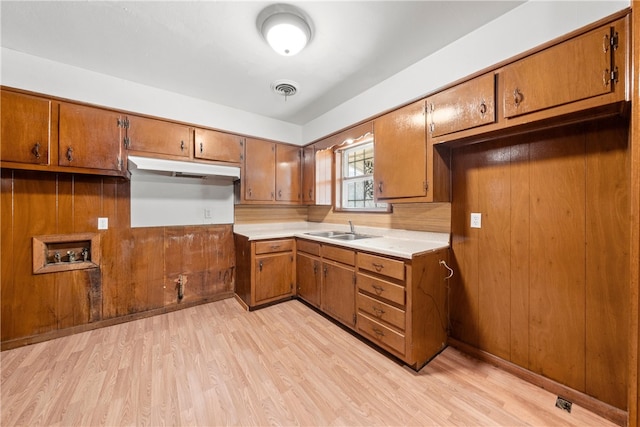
[257, 4, 313, 56]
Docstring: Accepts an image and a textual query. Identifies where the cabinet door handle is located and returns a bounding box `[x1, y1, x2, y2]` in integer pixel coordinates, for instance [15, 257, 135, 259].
[603, 69, 611, 87]
[479, 100, 487, 116]
[248, 188, 252, 197]
[180, 140, 185, 151]
[278, 189, 282, 198]
[323, 266, 328, 277]
[371, 263, 384, 272]
[513, 88, 523, 107]
[32, 142, 41, 159]
[378, 181, 383, 194]
[313, 263, 317, 275]
[308, 189, 313, 199]
[66, 147, 74, 162]
[259, 261, 263, 272]
[200, 142, 203, 153]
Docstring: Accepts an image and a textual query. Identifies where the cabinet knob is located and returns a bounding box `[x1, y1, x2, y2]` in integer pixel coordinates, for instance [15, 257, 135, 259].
[32, 142, 41, 159]
[66, 147, 74, 162]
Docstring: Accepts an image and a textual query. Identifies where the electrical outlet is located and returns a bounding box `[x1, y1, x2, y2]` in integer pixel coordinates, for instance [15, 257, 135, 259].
[204, 208, 211, 219]
[98, 217, 109, 230]
[470, 213, 482, 228]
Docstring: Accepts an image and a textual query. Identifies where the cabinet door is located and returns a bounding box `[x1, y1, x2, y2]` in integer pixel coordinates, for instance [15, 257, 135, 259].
[255, 252, 294, 304]
[194, 128, 242, 163]
[322, 262, 356, 327]
[244, 138, 275, 201]
[126, 115, 190, 158]
[374, 100, 427, 200]
[275, 144, 301, 202]
[58, 103, 123, 171]
[301, 146, 315, 204]
[427, 72, 496, 137]
[1, 91, 51, 165]
[503, 20, 622, 118]
[297, 252, 321, 307]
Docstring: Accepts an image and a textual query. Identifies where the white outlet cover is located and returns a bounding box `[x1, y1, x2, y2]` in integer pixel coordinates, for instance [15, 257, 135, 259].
[470, 213, 482, 228]
[98, 217, 109, 230]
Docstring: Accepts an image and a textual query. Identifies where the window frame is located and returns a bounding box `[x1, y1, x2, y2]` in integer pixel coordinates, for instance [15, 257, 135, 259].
[333, 135, 390, 213]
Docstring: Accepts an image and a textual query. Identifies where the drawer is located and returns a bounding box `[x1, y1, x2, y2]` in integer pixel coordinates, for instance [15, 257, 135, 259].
[357, 292, 405, 331]
[358, 252, 405, 281]
[357, 273, 405, 306]
[322, 245, 355, 266]
[357, 312, 405, 356]
[255, 239, 294, 255]
[296, 239, 320, 256]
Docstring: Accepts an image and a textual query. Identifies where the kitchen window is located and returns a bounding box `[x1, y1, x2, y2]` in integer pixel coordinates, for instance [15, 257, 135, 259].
[334, 135, 388, 212]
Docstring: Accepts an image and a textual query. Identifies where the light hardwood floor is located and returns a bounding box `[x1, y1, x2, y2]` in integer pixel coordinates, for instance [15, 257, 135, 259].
[1, 298, 617, 426]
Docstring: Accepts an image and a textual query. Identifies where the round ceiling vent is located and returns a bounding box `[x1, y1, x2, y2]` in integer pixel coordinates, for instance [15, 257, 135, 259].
[271, 79, 298, 100]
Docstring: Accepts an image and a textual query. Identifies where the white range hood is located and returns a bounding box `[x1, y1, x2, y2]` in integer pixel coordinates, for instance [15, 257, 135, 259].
[127, 155, 238, 228]
[128, 155, 240, 180]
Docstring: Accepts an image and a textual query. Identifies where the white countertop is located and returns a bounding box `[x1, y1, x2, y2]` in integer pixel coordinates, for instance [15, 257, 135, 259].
[233, 222, 450, 259]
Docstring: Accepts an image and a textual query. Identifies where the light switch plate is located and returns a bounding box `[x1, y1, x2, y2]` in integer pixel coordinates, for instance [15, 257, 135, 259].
[470, 213, 482, 228]
[98, 217, 109, 230]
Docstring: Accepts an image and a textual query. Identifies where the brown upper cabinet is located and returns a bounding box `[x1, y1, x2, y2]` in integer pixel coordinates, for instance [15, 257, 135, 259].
[301, 145, 315, 204]
[194, 128, 242, 164]
[275, 144, 301, 203]
[242, 137, 276, 202]
[427, 72, 496, 137]
[125, 115, 191, 158]
[502, 17, 627, 119]
[58, 102, 124, 172]
[239, 137, 302, 204]
[1, 90, 52, 166]
[374, 100, 431, 201]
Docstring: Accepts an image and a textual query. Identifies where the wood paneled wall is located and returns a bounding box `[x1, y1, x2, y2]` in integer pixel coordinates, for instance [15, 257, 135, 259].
[1, 170, 235, 347]
[449, 118, 630, 410]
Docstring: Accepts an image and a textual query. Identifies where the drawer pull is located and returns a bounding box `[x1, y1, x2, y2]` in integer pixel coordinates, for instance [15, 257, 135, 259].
[270, 245, 281, 250]
[372, 327, 385, 338]
[372, 306, 385, 317]
[371, 284, 384, 295]
[371, 263, 384, 272]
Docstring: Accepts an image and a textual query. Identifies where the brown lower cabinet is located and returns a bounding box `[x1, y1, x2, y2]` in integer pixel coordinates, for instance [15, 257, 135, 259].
[296, 238, 449, 370]
[234, 235, 296, 309]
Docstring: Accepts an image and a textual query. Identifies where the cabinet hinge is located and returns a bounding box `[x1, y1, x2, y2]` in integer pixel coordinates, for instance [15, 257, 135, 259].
[610, 30, 619, 50]
[123, 136, 130, 149]
[610, 67, 619, 84]
[117, 117, 130, 129]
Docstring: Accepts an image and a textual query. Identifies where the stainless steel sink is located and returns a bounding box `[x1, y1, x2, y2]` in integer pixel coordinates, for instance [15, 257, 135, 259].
[329, 233, 377, 241]
[305, 230, 347, 238]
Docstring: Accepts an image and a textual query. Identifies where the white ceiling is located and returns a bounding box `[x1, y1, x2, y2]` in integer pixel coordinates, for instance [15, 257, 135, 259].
[1, 1, 524, 126]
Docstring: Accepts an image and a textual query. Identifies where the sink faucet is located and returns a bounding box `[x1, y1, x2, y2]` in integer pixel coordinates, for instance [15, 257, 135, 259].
[349, 220, 355, 234]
